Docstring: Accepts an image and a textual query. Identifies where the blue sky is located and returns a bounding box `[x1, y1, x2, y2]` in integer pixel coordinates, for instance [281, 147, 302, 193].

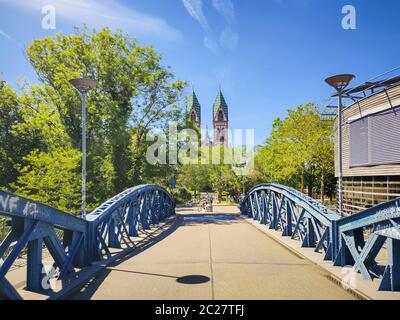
[1, 0, 400, 145]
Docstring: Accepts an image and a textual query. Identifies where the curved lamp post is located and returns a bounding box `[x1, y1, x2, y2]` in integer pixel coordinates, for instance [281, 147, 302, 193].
[69, 78, 97, 219]
[325, 74, 355, 216]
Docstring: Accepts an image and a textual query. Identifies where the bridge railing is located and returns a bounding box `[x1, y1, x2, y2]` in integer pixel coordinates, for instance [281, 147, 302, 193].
[334, 198, 400, 291]
[85, 185, 175, 263]
[0, 184, 175, 300]
[242, 183, 400, 292]
[241, 184, 340, 261]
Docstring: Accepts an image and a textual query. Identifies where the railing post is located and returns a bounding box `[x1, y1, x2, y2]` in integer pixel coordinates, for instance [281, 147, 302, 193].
[302, 217, 316, 248]
[254, 192, 261, 221]
[379, 238, 400, 291]
[26, 238, 43, 292]
[323, 224, 334, 261]
[141, 192, 150, 230]
[151, 192, 159, 225]
[270, 192, 278, 230]
[72, 230, 87, 268]
[282, 200, 293, 237]
[260, 191, 267, 225]
[128, 197, 138, 237]
[108, 215, 121, 249]
[333, 233, 354, 267]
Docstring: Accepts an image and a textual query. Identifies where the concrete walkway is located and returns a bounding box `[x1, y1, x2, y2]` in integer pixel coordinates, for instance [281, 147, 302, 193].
[71, 207, 353, 300]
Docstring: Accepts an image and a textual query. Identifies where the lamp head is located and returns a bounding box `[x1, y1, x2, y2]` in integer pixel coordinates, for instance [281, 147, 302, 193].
[325, 74, 355, 92]
[69, 78, 97, 94]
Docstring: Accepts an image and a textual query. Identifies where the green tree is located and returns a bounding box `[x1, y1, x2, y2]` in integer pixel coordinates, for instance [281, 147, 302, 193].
[12, 148, 81, 214]
[0, 82, 23, 189]
[25, 26, 186, 204]
[210, 165, 240, 199]
[252, 103, 335, 199]
[178, 165, 210, 197]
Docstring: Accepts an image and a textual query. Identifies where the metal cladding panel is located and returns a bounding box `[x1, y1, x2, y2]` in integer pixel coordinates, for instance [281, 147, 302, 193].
[337, 84, 400, 177]
[349, 118, 369, 166]
[369, 107, 400, 164]
[349, 105, 400, 167]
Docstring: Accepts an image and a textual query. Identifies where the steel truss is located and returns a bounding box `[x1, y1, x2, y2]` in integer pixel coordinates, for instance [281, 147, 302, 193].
[0, 185, 175, 299]
[241, 184, 400, 292]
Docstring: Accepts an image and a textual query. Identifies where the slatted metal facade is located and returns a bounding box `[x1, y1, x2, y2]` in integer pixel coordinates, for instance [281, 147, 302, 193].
[334, 84, 400, 177]
[349, 106, 400, 167]
[334, 83, 400, 214]
[349, 118, 369, 166]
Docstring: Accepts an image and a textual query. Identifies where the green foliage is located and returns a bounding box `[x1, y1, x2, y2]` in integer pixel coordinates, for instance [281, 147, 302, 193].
[178, 164, 210, 196]
[26, 26, 186, 196]
[1, 26, 252, 210]
[12, 147, 81, 214]
[177, 145, 243, 200]
[210, 165, 240, 198]
[1, 26, 188, 212]
[0, 83, 23, 188]
[252, 103, 335, 199]
[173, 187, 192, 204]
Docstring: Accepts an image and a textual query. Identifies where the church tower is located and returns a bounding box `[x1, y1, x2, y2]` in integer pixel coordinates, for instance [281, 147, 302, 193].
[213, 88, 229, 146]
[187, 90, 201, 128]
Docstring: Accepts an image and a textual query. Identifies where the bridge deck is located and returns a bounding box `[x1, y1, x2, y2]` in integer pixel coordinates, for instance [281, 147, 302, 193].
[71, 207, 354, 300]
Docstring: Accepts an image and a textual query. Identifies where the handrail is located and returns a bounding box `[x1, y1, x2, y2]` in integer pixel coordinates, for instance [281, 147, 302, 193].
[242, 183, 400, 292]
[0, 190, 87, 232]
[242, 184, 340, 262]
[334, 198, 400, 291]
[0, 185, 175, 299]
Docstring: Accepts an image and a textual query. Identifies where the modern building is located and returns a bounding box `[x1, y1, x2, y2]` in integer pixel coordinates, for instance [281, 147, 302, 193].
[187, 88, 229, 147]
[333, 76, 400, 214]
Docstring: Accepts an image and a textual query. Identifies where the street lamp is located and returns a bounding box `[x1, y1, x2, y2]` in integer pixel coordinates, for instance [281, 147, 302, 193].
[69, 78, 97, 219]
[325, 74, 355, 216]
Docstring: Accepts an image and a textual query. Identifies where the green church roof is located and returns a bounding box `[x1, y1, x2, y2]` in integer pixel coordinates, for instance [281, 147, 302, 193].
[213, 89, 229, 120]
[187, 90, 201, 118]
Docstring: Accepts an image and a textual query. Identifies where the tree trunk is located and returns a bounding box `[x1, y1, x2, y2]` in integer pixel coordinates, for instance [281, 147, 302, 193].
[320, 171, 325, 203]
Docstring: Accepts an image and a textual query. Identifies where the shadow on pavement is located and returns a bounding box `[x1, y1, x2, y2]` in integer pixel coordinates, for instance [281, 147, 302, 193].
[70, 213, 239, 299]
[70, 216, 184, 300]
[181, 213, 241, 226]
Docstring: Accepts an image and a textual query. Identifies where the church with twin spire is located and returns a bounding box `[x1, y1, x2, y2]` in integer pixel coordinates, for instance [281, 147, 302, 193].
[187, 88, 229, 147]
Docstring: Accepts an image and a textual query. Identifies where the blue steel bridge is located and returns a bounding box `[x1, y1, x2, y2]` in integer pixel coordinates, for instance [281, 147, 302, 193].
[0, 183, 399, 300]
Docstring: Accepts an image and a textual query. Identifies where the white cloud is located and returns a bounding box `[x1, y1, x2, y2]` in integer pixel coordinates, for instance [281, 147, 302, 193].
[0, 29, 23, 48]
[0, 0, 180, 41]
[212, 0, 238, 52]
[204, 36, 220, 54]
[182, 0, 210, 32]
[212, 0, 235, 24]
[181, 0, 238, 53]
[219, 27, 238, 52]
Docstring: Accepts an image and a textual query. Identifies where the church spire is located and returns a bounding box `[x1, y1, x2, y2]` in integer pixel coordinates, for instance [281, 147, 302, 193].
[213, 87, 229, 146]
[187, 89, 201, 127]
[213, 88, 229, 121]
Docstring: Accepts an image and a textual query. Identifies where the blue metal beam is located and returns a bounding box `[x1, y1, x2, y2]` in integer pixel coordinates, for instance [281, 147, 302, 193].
[241, 183, 400, 292]
[0, 184, 175, 299]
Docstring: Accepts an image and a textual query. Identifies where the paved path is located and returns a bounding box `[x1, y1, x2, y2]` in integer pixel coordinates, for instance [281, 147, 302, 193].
[71, 207, 353, 300]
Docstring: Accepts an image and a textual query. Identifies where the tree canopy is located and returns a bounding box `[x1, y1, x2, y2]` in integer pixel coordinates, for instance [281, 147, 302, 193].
[1, 27, 186, 214]
[251, 103, 335, 201]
